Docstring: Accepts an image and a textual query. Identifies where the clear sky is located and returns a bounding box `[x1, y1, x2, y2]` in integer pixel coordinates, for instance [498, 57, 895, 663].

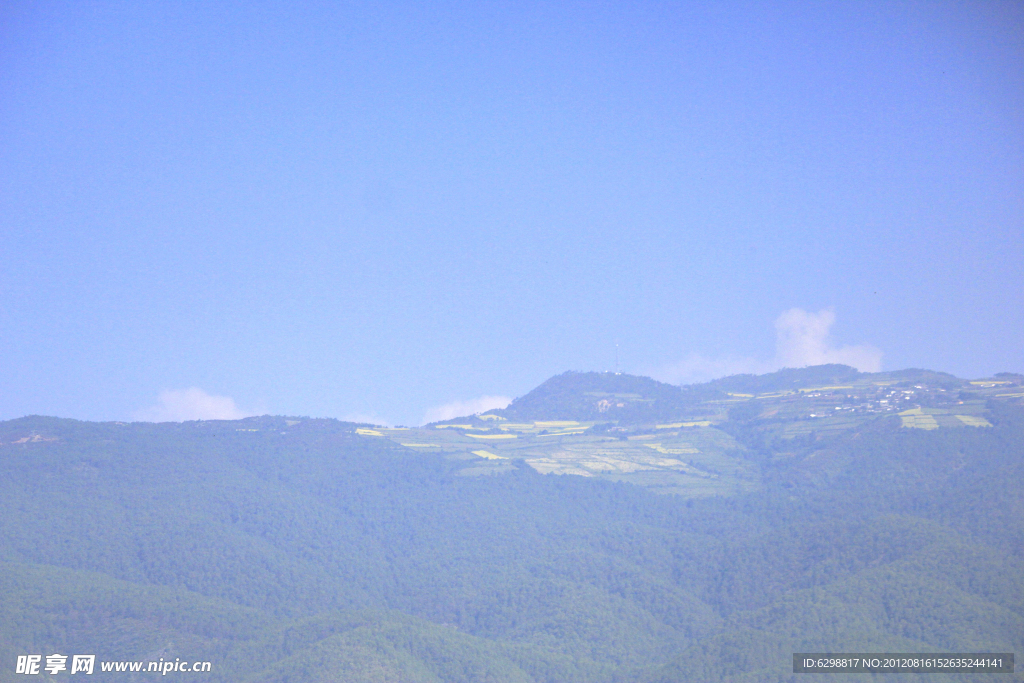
[2, 1, 1021, 426]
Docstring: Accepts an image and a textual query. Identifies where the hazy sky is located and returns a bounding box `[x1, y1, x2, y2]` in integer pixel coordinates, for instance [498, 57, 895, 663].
[2, 1, 1022, 426]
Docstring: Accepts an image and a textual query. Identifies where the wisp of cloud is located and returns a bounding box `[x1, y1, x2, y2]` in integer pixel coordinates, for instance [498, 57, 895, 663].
[773, 308, 882, 371]
[422, 395, 512, 425]
[654, 308, 882, 385]
[134, 388, 253, 422]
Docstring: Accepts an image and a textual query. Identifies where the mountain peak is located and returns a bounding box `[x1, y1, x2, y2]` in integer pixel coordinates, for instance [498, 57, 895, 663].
[488, 370, 696, 422]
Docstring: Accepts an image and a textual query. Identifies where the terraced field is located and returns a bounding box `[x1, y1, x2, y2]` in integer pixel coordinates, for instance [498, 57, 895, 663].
[353, 367, 1021, 496]
[357, 418, 757, 496]
[900, 407, 993, 429]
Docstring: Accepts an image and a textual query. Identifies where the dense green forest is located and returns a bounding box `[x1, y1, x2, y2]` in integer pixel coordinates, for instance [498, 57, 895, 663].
[1, 366, 1021, 681]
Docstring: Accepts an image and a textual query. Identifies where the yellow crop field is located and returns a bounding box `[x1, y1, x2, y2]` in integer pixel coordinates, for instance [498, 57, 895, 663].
[466, 433, 517, 439]
[955, 415, 992, 427]
[472, 450, 507, 460]
[727, 393, 754, 398]
[356, 428, 383, 436]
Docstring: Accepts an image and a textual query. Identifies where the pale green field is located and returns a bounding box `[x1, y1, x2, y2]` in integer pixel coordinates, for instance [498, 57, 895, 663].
[894, 407, 995, 430]
[955, 415, 992, 427]
[901, 414, 939, 429]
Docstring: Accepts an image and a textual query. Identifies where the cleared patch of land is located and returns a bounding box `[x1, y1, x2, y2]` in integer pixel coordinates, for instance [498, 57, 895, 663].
[900, 408, 940, 429]
[355, 368, 1022, 496]
[955, 415, 992, 427]
[472, 450, 506, 460]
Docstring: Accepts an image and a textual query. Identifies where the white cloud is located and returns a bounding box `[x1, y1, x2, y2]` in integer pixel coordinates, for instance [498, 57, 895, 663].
[652, 308, 883, 385]
[134, 387, 254, 422]
[422, 395, 512, 425]
[774, 308, 883, 372]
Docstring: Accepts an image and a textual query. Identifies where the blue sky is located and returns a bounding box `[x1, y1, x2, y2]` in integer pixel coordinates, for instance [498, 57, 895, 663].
[1, 1, 1021, 426]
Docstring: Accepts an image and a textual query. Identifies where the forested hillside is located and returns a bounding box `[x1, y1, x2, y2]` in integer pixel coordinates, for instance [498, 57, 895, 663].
[1, 367, 1021, 682]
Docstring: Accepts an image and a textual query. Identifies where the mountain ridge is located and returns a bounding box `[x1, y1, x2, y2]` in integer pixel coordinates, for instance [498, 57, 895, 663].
[471, 364, 987, 426]
[1, 365, 1021, 682]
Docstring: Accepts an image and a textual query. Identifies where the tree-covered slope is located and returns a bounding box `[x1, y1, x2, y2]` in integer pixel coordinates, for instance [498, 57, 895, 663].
[1, 376, 1021, 682]
[487, 371, 707, 423]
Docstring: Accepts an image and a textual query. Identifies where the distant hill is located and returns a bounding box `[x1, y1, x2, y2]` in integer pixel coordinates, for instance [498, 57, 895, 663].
[484, 365, 972, 425]
[700, 363, 863, 394]
[487, 371, 711, 423]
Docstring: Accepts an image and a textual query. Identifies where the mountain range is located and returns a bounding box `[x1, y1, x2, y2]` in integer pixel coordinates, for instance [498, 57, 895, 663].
[1, 365, 1021, 682]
